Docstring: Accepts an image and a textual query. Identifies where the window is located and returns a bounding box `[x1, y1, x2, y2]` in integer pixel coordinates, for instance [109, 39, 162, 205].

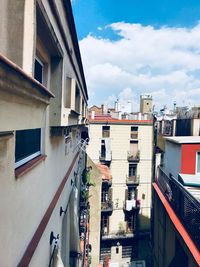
[75, 86, 80, 113]
[127, 214, 135, 233]
[101, 189, 109, 203]
[102, 126, 110, 138]
[64, 77, 72, 108]
[82, 99, 85, 116]
[101, 140, 106, 157]
[34, 57, 44, 84]
[197, 152, 200, 173]
[129, 141, 139, 158]
[15, 129, 41, 168]
[128, 187, 137, 200]
[130, 126, 138, 139]
[101, 215, 109, 234]
[129, 164, 137, 177]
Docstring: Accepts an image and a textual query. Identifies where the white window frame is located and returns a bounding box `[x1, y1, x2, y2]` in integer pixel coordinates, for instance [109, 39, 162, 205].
[15, 129, 43, 169]
[196, 151, 200, 173]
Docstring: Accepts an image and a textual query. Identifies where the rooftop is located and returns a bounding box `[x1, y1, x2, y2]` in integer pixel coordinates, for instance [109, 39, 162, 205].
[89, 115, 153, 125]
[165, 136, 200, 144]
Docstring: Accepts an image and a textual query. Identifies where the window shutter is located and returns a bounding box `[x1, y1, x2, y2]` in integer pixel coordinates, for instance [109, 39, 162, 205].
[108, 188, 113, 200]
[125, 188, 128, 201]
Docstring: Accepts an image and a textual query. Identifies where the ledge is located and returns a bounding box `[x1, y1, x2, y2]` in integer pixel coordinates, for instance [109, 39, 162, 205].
[0, 131, 14, 140]
[0, 54, 54, 105]
[15, 155, 46, 179]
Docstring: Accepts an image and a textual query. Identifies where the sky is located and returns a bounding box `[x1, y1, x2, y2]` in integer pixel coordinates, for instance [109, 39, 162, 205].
[72, 0, 200, 111]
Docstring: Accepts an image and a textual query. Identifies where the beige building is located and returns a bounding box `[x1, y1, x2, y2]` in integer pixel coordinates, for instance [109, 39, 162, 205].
[0, 1, 89, 267]
[87, 113, 153, 266]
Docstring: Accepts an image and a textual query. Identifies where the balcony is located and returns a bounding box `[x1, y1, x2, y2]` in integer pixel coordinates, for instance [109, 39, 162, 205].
[127, 151, 140, 162]
[99, 151, 112, 162]
[101, 230, 134, 240]
[102, 130, 110, 138]
[156, 167, 200, 251]
[130, 132, 138, 139]
[101, 200, 113, 213]
[123, 199, 140, 213]
[102, 178, 112, 186]
[126, 175, 140, 186]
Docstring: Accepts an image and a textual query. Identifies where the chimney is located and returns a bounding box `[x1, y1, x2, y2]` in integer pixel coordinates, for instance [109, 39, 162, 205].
[91, 111, 95, 119]
[101, 104, 104, 114]
[115, 99, 119, 112]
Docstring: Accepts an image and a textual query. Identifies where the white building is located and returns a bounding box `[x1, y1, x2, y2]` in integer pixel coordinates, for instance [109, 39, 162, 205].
[0, 1, 88, 267]
[87, 114, 153, 266]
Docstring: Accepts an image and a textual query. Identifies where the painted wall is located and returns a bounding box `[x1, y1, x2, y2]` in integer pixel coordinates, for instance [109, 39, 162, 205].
[181, 144, 200, 174]
[164, 141, 181, 178]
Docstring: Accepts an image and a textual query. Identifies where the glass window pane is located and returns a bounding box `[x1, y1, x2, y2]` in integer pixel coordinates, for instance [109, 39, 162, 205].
[34, 59, 43, 83]
[197, 152, 200, 172]
[15, 129, 41, 163]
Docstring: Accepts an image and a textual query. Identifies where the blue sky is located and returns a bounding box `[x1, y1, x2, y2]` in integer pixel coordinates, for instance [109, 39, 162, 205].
[72, 0, 200, 110]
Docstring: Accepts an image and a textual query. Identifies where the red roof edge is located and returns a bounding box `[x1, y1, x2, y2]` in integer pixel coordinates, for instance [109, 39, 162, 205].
[153, 183, 200, 265]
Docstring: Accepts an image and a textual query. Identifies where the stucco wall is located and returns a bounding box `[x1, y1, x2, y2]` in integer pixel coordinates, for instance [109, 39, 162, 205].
[0, 1, 88, 266]
[87, 156, 102, 267]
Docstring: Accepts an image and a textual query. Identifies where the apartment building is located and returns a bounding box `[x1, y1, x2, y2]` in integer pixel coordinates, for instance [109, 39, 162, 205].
[0, 1, 88, 267]
[87, 112, 153, 266]
[153, 137, 200, 267]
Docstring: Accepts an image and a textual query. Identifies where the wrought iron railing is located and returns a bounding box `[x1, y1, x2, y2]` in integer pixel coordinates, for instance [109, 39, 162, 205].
[130, 132, 138, 139]
[126, 175, 140, 185]
[101, 230, 134, 240]
[99, 151, 112, 161]
[123, 199, 141, 211]
[102, 130, 110, 138]
[101, 200, 113, 212]
[156, 167, 200, 250]
[127, 150, 140, 161]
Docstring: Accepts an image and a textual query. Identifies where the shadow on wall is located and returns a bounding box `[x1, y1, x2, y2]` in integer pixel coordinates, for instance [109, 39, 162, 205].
[136, 213, 152, 267]
[138, 209, 151, 231]
[137, 235, 152, 267]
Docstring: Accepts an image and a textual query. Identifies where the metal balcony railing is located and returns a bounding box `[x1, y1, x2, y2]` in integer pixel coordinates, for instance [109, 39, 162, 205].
[127, 150, 140, 162]
[101, 230, 134, 240]
[126, 175, 140, 185]
[101, 200, 113, 212]
[99, 151, 112, 162]
[130, 132, 138, 139]
[102, 130, 110, 138]
[123, 199, 141, 212]
[156, 167, 200, 250]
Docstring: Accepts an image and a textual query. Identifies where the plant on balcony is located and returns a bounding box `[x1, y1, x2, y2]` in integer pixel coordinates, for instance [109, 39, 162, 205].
[82, 168, 96, 187]
[81, 188, 91, 202]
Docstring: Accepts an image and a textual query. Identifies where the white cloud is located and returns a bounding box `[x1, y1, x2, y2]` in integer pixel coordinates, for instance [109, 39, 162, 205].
[79, 22, 200, 110]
